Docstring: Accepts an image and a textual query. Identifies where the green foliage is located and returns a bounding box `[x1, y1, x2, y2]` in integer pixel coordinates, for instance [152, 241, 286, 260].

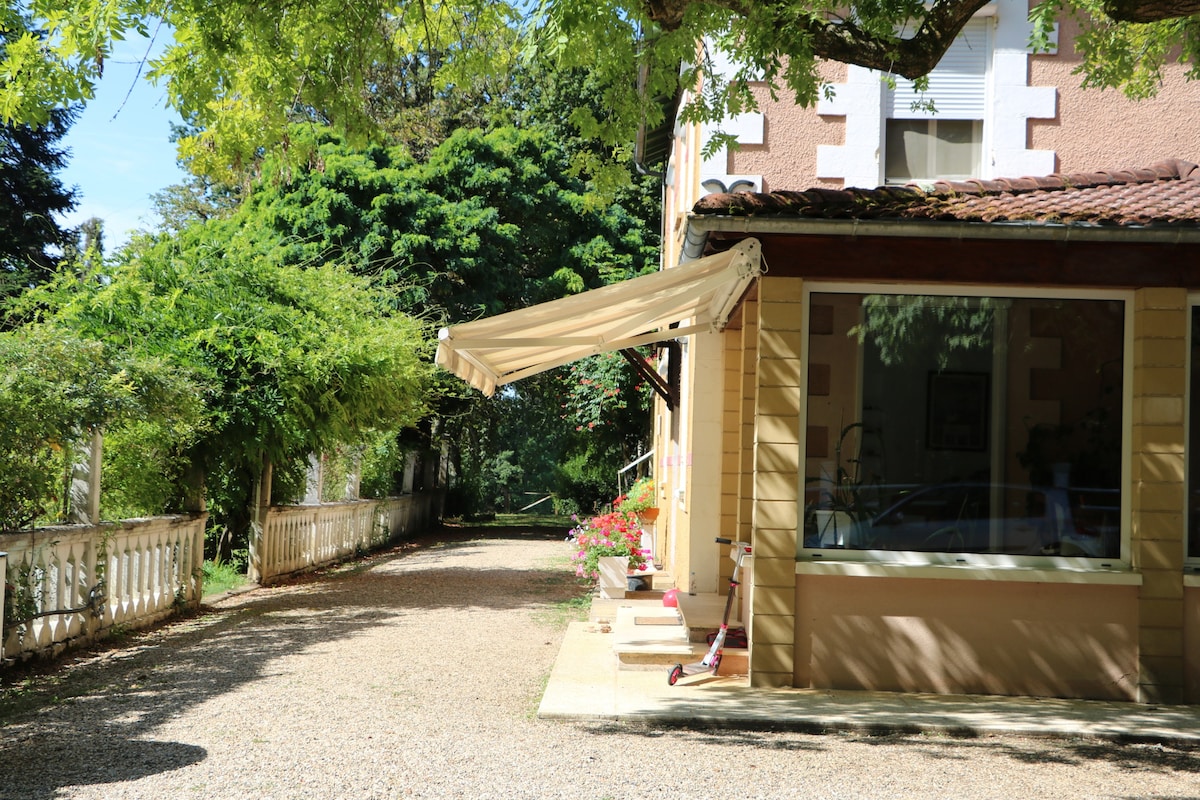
[554, 448, 618, 515]
[615, 475, 656, 514]
[0, 92, 77, 320]
[1031, 0, 1200, 98]
[1, 0, 522, 181]
[19, 222, 431, 546]
[559, 351, 652, 438]
[850, 295, 998, 369]
[204, 124, 658, 518]
[0, 323, 200, 530]
[201, 557, 248, 598]
[359, 430, 411, 499]
[268, 454, 310, 506]
[99, 419, 193, 519]
[10, 0, 1196, 188]
[223, 125, 658, 323]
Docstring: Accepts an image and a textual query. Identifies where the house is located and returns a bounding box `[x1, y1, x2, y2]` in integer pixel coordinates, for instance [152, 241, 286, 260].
[436, 0, 1200, 705]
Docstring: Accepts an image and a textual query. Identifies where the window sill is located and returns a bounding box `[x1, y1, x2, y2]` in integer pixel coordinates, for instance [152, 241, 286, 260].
[1183, 573, 1200, 588]
[795, 559, 1142, 585]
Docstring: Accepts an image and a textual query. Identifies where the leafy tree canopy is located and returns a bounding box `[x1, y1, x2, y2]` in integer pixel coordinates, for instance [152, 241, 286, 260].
[199, 122, 660, 516]
[19, 221, 432, 537]
[203, 124, 659, 322]
[3, 0, 1195, 181]
[0, 104, 77, 314]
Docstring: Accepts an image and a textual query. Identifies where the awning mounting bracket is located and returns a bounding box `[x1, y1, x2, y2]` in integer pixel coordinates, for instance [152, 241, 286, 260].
[620, 342, 680, 411]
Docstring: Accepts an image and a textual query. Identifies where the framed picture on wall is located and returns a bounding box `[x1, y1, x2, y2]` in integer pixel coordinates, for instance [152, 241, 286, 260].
[927, 371, 989, 451]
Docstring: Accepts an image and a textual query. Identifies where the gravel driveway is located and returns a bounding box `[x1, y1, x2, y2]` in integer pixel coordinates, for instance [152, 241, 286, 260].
[1, 526, 1198, 799]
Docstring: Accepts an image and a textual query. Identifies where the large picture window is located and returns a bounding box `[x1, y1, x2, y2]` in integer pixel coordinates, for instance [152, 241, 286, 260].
[802, 291, 1125, 562]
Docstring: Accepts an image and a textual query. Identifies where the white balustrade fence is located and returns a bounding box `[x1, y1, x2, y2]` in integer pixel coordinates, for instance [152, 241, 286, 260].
[256, 494, 437, 584]
[1, 514, 205, 663]
[1, 493, 440, 663]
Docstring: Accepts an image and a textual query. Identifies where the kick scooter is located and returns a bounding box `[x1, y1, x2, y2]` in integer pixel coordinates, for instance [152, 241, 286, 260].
[667, 537, 752, 685]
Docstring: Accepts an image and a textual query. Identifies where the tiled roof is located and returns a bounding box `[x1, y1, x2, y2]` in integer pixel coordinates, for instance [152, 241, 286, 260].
[692, 159, 1200, 227]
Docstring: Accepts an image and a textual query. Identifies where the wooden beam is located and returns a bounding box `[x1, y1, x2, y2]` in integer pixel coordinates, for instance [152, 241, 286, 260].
[620, 346, 678, 410]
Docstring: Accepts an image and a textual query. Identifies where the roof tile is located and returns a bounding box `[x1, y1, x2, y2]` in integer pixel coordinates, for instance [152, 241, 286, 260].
[694, 160, 1200, 228]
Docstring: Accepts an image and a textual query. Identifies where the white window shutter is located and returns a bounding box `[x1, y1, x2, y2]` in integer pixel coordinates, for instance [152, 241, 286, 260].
[887, 20, 990, 119]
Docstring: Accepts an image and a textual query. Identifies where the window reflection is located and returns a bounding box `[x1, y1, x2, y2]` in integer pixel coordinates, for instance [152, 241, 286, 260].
[803, 293, 1124, 559]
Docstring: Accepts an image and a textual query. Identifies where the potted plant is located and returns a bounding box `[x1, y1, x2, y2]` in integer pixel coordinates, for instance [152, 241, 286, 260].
[569, 510, 648, 598]
[616, 476, 658, 523]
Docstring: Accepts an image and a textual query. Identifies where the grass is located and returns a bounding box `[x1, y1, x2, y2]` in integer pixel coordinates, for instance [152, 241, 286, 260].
[444, 512, 575, 529]
[201, 559, 249, 599]
[533, 592, 593, 628]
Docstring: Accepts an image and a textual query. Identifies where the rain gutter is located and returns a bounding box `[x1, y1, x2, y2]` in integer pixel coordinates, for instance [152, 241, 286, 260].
[682, 214, 1200, 246]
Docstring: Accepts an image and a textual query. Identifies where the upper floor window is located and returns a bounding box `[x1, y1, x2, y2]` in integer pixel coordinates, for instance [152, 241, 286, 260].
[883, 20, 989, 184]
[885, 119, 982, 183]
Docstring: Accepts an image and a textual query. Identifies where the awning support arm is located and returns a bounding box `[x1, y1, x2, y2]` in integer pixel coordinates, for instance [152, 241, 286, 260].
[620, 343, 679, 411]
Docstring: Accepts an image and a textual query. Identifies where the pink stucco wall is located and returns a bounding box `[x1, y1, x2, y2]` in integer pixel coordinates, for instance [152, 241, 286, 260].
[1029, 18, 1200, 172]
[795, 574, 1140, 700]
[729, 62, 847, 191]
[724, 21, 1200, 191]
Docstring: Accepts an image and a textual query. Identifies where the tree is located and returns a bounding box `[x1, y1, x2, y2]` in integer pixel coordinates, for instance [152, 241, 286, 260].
[30, 223, 431, 554]
[217, 124, 660, 321]
[2, 0, 1195, 182]
[210, 123, 660, 515]
[0, 107, 77, 315]
[0, 321, 204, 530]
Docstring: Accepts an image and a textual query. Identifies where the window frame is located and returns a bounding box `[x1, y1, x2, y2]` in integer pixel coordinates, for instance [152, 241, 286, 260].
[1185, 295, 1200, 571]
[797, 280, 1134, 573]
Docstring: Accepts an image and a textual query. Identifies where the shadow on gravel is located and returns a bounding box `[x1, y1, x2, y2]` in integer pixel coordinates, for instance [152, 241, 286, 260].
[583, 710, 1200, 776]
[0, 525, 581, 799]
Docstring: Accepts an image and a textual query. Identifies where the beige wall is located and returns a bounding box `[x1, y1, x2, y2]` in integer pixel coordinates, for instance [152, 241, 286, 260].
[749, 276, 806, 688]
[795, 575, 1140, 700]
[1132, 288, 1188, 704]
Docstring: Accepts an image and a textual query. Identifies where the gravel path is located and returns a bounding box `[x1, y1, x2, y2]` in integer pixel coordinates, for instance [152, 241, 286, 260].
[2, 526, 1198, 800]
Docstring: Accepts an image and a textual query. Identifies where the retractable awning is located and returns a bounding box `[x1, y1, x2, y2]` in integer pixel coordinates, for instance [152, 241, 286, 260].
[436, 237, 762, 396]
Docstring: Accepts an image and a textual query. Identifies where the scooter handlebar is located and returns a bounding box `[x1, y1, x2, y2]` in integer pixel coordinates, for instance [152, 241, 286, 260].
[714, 537, 732, 545]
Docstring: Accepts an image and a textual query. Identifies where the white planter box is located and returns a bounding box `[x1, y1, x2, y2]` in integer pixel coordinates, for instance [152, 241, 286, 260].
[598, 555, 629, 599]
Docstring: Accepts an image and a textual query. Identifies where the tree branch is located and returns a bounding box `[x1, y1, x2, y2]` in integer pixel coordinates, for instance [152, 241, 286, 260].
[1102, 0, 1200, 21]
[645, 0, 1003, 80]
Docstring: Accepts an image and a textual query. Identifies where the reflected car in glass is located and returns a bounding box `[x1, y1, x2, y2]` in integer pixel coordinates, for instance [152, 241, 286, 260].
[806, 483, 1119, 558]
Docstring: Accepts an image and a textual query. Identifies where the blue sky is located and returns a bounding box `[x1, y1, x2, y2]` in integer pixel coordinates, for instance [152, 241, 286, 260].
[59, 33, 187, 249]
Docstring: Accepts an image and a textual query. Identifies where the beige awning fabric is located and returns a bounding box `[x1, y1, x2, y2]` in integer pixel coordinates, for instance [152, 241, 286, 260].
[435, 237, 762, 396]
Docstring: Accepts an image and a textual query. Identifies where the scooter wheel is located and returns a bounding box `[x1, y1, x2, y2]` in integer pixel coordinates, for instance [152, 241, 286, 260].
[668, 664, 683, 686]
[709, 654, 722, 674]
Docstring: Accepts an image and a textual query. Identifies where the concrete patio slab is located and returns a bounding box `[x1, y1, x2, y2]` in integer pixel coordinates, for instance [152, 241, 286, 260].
[538, 597, 1200, 744]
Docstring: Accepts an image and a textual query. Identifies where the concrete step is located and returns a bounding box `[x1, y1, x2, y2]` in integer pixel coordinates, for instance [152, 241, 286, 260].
[613, 605, 691, 666]
[611, 602, 748, 676]
[674, 592, 746, 642]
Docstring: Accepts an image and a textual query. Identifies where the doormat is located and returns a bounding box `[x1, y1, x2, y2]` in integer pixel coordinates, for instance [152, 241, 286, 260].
[634, 616, 682, 626]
